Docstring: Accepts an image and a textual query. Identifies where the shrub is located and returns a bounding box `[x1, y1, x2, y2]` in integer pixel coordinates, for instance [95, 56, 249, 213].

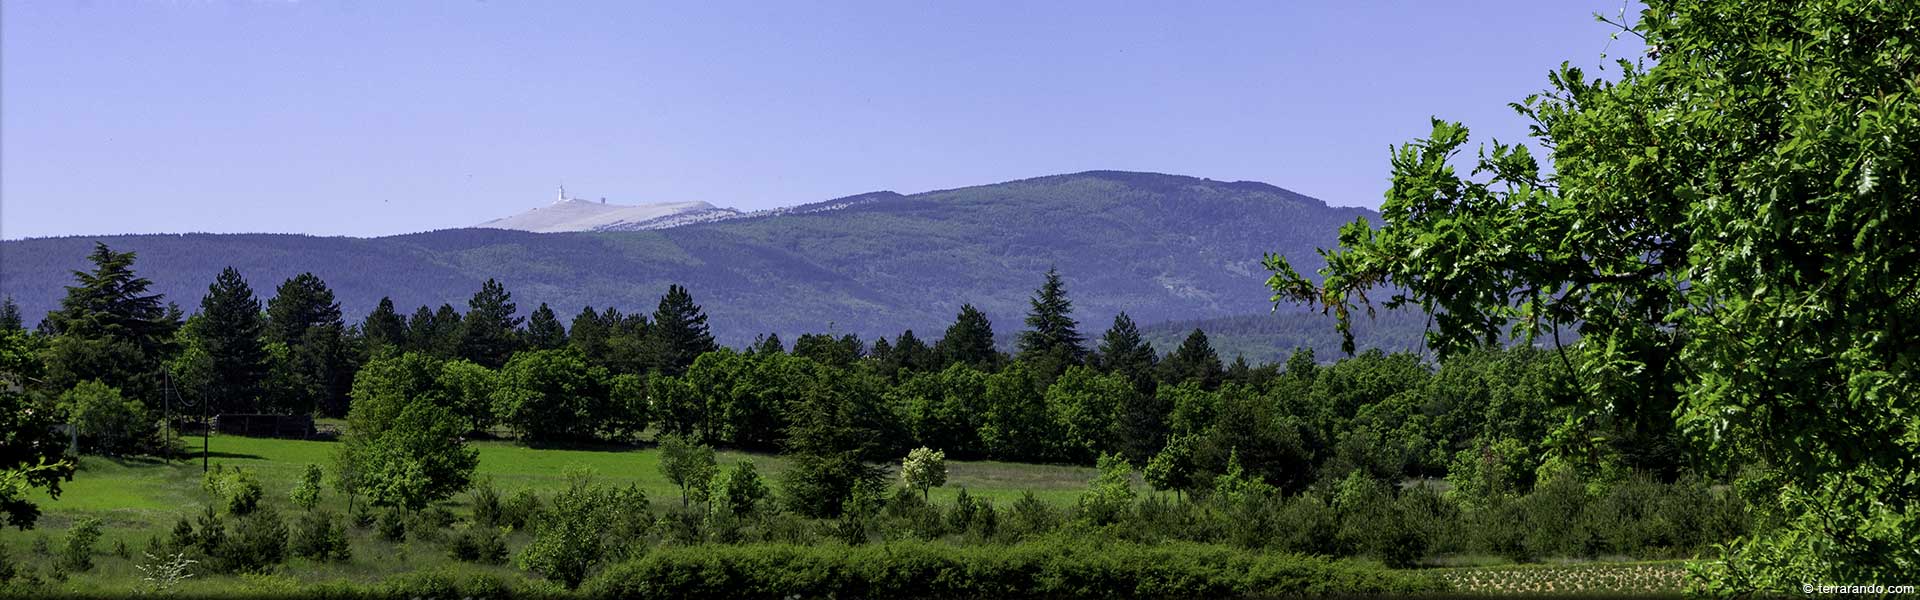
[1273, 493, 1340, 555]
[1583, 471, 1671, 556]
[203, 465, 265, 516]
[947, 487, 980, 533]
[605, 486, 654, 561]
[831, 477, 886, 545]
[500, 489, 545, 531]
[290, 510, 351, 562]
[1006, 491, 1059, 541]
[376, 509, 407, 542]
[378, 565, 544, 600]
[1121, 493, 1213, 545]
[57, 515, 103, 573]
[1519, 468, 1597, 558]
[470, 478, 504, 527]
[58, 517, 102, 573]
[518, 470, 618, 588]
[0, 545, 15, 583]
[409, 506, 457, 543]
[289, 464, 323, 512]
[580, 541, 1447, 599]
[1075, 453, 1137, 526]
[223, 504, 288, 573]
[448, 525, 508, 565]
[879, 487, 945, 541]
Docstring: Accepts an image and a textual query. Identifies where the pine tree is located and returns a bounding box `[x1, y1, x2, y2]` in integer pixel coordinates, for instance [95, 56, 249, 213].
[567, 306, 608, 361]
[1158, 329, 1224, 390]
[406, 305, 435, 354]
[643, 284, 715, 376]
[1094, 312, 1157, 388]
[781, 372, 888, 518]
[868, 337, 894, 369]
[1016, 268, 1084, 374]
[360, 297, 408, 356]
[41, 244, 181, 404]
[524, 303, 567, 350]
[935, 304, 998, 370]
[264, 273, 342, 345]
[196, 267, 271, 413]
[429, 304, 464, 358]
[264, 273, 356, 416]
[753, 332, 785, 355]
[459, 279, 523, 368]
[0, 296, 22, 332]
[893, 330, 933, 373]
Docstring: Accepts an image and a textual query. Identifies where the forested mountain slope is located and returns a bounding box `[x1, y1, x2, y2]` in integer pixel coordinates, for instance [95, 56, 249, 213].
[2, 171, 1400, 346]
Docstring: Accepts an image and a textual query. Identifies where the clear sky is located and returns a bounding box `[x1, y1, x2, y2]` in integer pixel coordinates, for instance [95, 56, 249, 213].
[2, 1, 1643, 239]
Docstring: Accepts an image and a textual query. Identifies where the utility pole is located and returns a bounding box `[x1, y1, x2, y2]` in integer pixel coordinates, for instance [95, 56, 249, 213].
[202, 386, 211, 474]
[162, 371, 173, 464]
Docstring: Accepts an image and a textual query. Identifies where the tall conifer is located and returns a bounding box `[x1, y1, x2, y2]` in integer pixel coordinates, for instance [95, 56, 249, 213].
[644, 284, 715, 376]
[459, 279, 522, 368]
[196, 267, 270, 412]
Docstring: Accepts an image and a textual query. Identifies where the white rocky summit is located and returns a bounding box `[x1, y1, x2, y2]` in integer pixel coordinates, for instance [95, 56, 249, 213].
[475, 186, 744, 233]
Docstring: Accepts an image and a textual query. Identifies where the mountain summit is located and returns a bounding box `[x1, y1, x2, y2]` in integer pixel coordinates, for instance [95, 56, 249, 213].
[477, 188, 741, 232]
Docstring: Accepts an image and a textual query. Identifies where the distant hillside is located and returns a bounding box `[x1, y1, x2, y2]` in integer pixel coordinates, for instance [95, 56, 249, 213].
[1, 171, 1397, 346]
[1140, 308, 1430, 366]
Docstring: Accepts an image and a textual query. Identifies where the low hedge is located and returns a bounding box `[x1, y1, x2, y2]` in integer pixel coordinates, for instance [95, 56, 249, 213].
[579, 540, 1446, 599]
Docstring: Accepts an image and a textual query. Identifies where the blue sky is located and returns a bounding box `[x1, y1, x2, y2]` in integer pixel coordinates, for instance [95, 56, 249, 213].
[2, 1, 1644, 239]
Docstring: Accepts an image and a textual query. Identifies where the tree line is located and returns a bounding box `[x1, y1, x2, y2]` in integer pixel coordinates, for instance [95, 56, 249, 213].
[5, 242, 1683, 537]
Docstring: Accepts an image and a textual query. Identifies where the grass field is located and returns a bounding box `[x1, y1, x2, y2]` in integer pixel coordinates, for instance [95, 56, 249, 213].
[27, 434, 1097, 531]
[6, 435, 1708, 596]
[3, 434, 1104, 594]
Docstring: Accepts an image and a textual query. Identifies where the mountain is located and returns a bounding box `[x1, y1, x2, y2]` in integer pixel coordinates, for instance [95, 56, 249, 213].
[477, 194, 741, 232]
[1, 171, 1400, 353]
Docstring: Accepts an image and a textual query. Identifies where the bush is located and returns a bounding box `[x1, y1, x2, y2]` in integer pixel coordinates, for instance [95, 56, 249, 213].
[1583, 472, 1671, 556]
[223, 504, 289, 573]
[1074, 453, 1137, 526]
[203, 465, 265, 516]
[470, 478, 505, 527]
[408, 506, 457, 543]
[376, 509, 407, 542]
[58, 518, 102, 573]
[500, 489, 545, 531]
[518, 471, 619, 588]
[349, 501, 377, 529]
[378, 565, 551, 600]
[289, 464, 323, 511]
[0, 545, 16, 583]
[580, 541, 1447, 599]
[1006, 491, 1059, 541]
[879, 487, 945, 541]
[448, 525, 508, 565]
[1518, 469, 1597, 558]
[290, 510, 351, 562]
[1273, 493, 1340, 555]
